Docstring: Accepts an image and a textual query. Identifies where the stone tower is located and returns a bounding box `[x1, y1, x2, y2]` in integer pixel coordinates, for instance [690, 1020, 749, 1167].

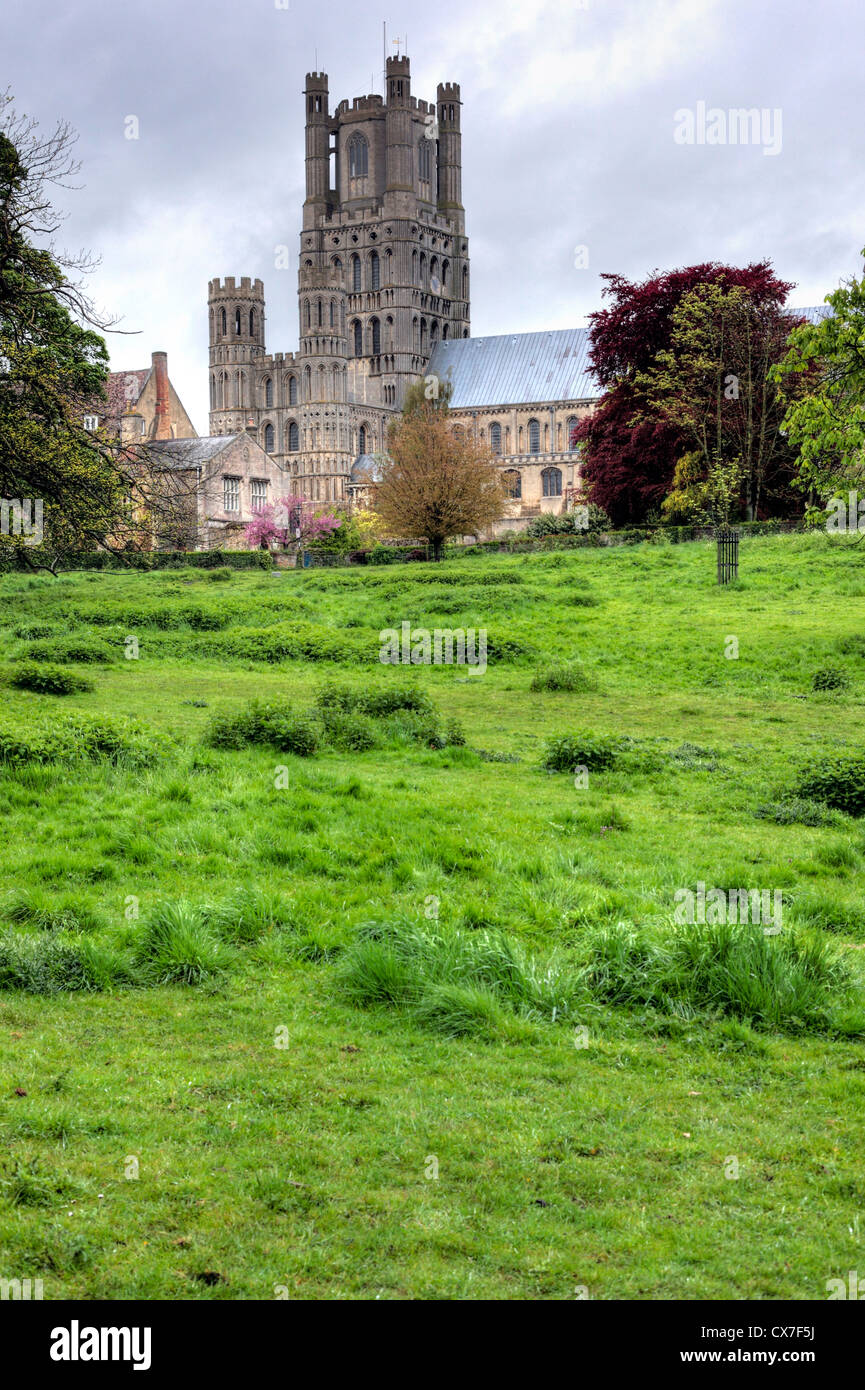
[208, 277, 266, 435]
[209, 52, 469, 502]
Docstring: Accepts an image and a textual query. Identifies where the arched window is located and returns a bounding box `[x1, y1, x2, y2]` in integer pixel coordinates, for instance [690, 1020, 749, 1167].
[352, 319, 363, 356]
[348, 133, 368, 178]
[420, 252, 427, 284]
[430, 320, 439, 347]
[332, 364, 341, 400]
[462, 265, 468, 299]
[264, 377, 273, 408]
[303, 365, 311, 400]
[332, 255, 343, 273]
[370, 250, 380, 291]
[370, 317, 381, 355]
[442, 259, 449, 289]
[359, 424, 367, 454]
[384, 248, 393, 283]
[288, 375, 297, 406]
[330, 299, 336, 328]
[412, 249, 418, 284]
[528, 418, 540, 453]
[413, 316, 419, 352]
[249, 308, 256, 337]
[420, 318, 428, 353]
[220, 307, 226, 335]
[489, 422, 502, 455]
[264, 423, 274, 453]
[318, 365, 327, 398]
[351, 254, 361, 293]
[287, 421, 299, 452]
[442, 323, 449, 340]
[317, 299, 323, 327]
[567, 416, 579, 452]
[418, 138, 431, 183]
[234, 307, 241, 335]
[304, 299, 311, 328]
[542, 467, 563, 498]
[503, 470, 522, 500]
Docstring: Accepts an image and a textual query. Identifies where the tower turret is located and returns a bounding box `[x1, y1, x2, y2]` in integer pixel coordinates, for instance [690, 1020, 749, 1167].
[385, 55, 414, 198]
[207, 276, 266, 433]
[436, 82, 463, 230]
[304, 72, 331, 229]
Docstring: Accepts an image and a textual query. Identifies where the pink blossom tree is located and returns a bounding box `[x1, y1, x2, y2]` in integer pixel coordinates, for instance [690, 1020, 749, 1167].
[244, 494, 341, 549]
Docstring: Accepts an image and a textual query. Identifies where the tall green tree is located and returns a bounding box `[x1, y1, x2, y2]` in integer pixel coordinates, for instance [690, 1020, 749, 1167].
[774, 249, 865, 524]
[0, 93, 152, 568]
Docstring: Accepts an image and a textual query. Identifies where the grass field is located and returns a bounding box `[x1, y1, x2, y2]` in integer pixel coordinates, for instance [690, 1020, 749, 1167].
[1, 531, 865, 1300]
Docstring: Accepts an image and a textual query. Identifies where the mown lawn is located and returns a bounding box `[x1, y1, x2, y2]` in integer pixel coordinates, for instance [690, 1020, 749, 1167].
[1, 532, 865, 1300]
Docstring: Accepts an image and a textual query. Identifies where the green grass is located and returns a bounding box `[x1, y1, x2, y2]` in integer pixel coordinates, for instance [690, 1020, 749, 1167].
[1, 532, 865, 1299]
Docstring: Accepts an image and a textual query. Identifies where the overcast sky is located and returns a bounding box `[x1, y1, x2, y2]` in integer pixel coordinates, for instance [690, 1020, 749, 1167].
[6, 0, 864, 433]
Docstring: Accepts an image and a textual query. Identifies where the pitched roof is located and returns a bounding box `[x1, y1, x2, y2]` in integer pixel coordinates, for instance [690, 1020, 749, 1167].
[142, 436, 242, 468]
[428, 328, 598, 409]
[102, 367, 151, 420]
[428, 308, 831, 411]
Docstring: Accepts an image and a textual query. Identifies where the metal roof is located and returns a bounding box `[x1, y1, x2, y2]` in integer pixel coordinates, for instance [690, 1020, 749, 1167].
[427, 328, 598, 409]
[427, 308, 830, 411]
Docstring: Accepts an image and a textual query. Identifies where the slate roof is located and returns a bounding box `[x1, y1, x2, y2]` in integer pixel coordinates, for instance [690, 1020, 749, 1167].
[427, 308, 830, 411]
[142, 436, 241, 468]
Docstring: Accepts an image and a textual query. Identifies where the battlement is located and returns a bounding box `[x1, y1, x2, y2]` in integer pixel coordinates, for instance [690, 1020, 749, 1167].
[386, 55, 410, 76]
[209, 276, 264, 297]
[437, 82, 461, 100]
[305, 72, 328, 86]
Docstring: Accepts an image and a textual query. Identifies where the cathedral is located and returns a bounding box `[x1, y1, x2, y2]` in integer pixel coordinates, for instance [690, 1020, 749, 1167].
[207, 53, 599, 528]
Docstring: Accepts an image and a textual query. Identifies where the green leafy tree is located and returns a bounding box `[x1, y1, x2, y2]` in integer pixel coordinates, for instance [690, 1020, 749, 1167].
[774, 249, 865, 524]
[0, 92, 155, 569]
[634, 282, 803, 525]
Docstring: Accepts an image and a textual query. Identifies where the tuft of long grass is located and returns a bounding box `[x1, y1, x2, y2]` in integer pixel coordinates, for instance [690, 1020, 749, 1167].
[582, 919, 864, 1035]
[134, 901, 230, 985]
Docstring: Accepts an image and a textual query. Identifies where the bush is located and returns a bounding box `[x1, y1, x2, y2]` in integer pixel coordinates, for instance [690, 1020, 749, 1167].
[19, 638, 114, 664]
[9, 663, 93, 695]
[0, 712, 166, 768]
[795, 753, 865, 817]
[812, 665, 849, 692]
[542, 731, 623, 772]
[206, 699, 318, 755]
[206, 567, 234, 583]
[0, 932, 134, 993]
[530, 661, 595, 693]
[525, 505, 611, 538]
[754, 798, 840, 827]
[319, 707, 379, 751]
[13, 622, 57, 640]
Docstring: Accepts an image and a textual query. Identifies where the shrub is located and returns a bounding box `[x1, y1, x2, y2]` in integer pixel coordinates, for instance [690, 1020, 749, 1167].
[530, 661, 595, 693]
[206, 699, 318, 755]
[319, 708, 379, 751]
[812, 665, 849, 692]
[754, 798, 840, 827]
[13, 623, 57, 640]
[795, 752, 865, 817]
[0, 932, 134, 993]
[542, 731, 623, 772]
[206, 567, 234, 582]
[19, 638, 113, 664]
[10, 663, 93, 695]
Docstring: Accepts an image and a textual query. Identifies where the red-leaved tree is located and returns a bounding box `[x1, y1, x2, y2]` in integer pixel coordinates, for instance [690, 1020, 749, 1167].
[244, 495, 341, 549]
[574, 262, 796, 525]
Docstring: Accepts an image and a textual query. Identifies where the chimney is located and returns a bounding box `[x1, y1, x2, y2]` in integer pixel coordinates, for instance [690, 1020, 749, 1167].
[152, 351, 171, 440]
